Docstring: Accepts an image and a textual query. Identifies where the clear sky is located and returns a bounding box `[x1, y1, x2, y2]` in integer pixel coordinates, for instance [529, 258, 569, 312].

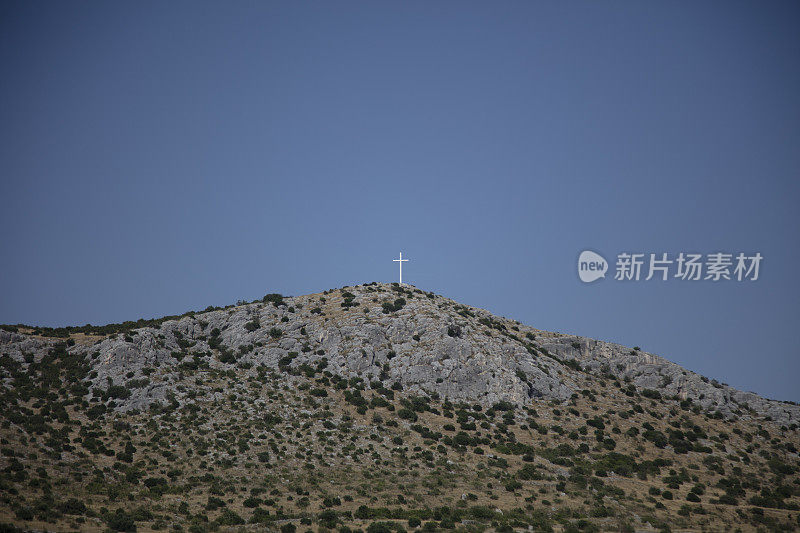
[1, 1, 798, 402]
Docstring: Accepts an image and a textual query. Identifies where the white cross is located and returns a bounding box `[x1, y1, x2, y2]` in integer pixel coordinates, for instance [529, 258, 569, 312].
[393, 252, 409, 284]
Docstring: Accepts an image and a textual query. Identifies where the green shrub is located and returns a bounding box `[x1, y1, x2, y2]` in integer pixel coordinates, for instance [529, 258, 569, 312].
[322, 496, 342, 507]
[206, 497, 225, 511]
[143, 477, 167, 489]
[56, 498, 87, 515]
[643, 429, 668, 448]
[318, 509, 339, 528]
[250, 508, 272, 524]
[105, 509, 136, 532]
[587, 417, 605, 430]
[263, 294, 285, 306]
[397, 408, 417, 422]
[216, 509, 245, 525]
[243, 496, 261, 508]
[381, 298, 406, 314]
[106, 385, 131, 400]
[14, 507, 33, 521]
[131, 507, 153, 521]
[517, 464, 541, 480]
[366, 522, 393, 533]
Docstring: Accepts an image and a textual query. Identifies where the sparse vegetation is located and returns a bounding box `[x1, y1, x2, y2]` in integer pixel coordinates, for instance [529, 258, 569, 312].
[0, 282, 797, 532]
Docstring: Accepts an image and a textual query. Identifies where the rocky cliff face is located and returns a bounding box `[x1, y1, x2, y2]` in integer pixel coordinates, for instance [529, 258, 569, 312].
[1, 282, 797, 425]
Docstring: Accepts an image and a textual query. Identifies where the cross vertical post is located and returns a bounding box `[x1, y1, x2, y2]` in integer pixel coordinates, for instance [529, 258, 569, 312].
[393, 252, 409, 284]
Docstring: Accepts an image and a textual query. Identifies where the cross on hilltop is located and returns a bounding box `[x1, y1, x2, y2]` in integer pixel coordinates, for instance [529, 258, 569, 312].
[393, 252, 408, 284]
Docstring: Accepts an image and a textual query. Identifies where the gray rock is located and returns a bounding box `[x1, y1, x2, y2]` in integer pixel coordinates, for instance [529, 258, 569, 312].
[2, 283, 797, 426]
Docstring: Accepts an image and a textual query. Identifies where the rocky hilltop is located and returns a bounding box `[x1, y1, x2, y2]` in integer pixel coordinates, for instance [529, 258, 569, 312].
[1, 283, 799, 532]
[2, 282, 796, 425]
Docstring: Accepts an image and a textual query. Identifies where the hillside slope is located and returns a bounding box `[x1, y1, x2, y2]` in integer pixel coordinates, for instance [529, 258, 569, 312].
[0, 283, 798, 532]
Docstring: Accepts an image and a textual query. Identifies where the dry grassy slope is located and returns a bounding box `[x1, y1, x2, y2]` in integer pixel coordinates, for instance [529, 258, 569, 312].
[0, 282, 798, 532]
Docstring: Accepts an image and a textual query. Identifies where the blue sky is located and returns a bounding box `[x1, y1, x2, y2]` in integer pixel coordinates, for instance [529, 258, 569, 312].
[1, 1, 798, 401]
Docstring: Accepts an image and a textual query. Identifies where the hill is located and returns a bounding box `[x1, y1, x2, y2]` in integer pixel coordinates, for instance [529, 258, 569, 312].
[0, 282, 798, 532]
